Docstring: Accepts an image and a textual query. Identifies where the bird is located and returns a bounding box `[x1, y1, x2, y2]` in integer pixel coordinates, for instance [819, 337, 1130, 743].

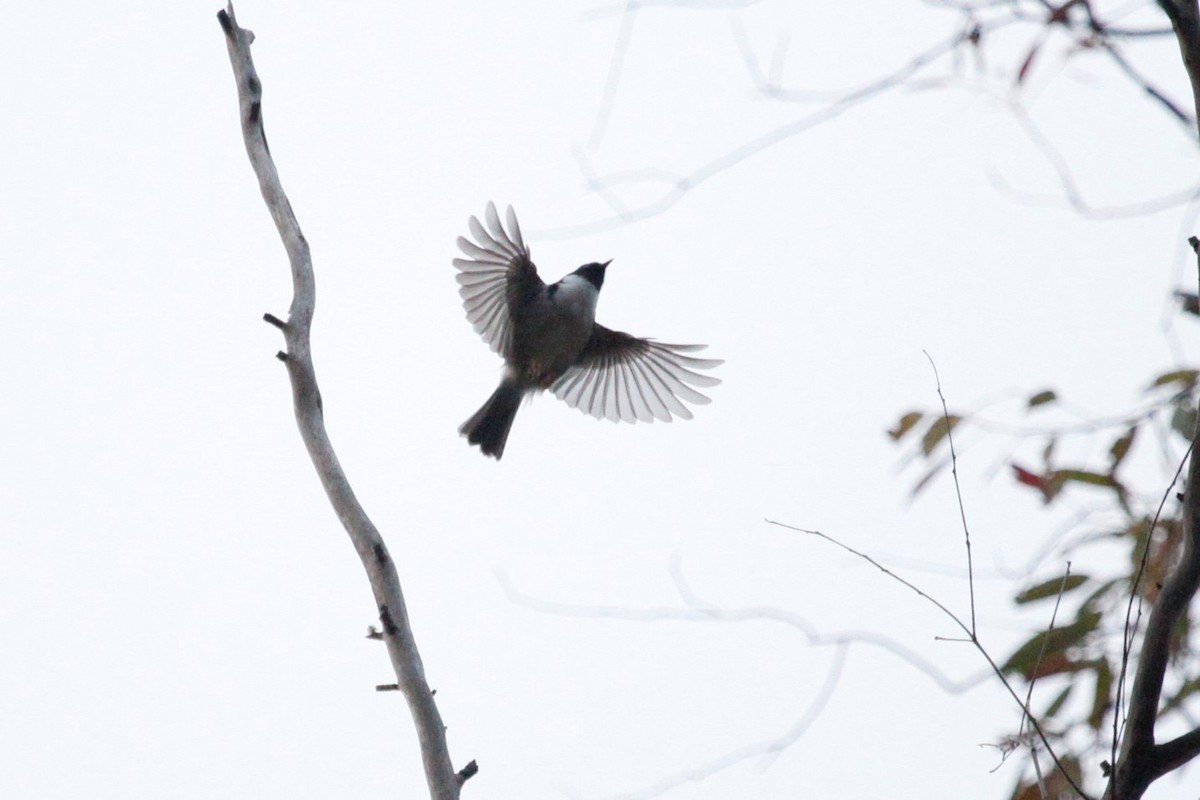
[453, 202, 722, 459]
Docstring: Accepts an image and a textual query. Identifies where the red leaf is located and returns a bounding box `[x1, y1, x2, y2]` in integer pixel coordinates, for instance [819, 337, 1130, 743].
[1012, 463, 1045, 490]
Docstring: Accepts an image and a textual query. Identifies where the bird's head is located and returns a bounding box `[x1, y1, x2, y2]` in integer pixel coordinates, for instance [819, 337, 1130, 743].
[573, 260, 610, 291]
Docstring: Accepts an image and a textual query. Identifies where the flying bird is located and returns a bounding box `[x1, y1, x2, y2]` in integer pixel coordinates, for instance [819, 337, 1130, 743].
[453, 202, 722, 459]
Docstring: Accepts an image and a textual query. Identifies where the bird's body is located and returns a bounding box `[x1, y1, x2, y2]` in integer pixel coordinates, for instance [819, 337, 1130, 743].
[509, 269, 602, 386]
[454, 203, 721, 459]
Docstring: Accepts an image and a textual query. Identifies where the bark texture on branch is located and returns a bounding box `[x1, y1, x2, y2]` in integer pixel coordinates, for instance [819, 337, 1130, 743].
[1105, 258, 1200, 800]
[1101, 9, 1200, 795]
[1157, 0, 1200, 141]
[217, 5, 469, 798]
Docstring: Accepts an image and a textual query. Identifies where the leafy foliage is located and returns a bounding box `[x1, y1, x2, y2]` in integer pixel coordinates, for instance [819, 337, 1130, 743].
[891, 358, 1199, 799]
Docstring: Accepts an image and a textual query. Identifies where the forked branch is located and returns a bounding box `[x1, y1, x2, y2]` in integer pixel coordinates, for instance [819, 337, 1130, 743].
[1105, 236, 1200, 800]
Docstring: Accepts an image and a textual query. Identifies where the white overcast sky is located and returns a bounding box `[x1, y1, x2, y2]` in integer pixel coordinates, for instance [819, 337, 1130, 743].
[3, 1, 1198, 798]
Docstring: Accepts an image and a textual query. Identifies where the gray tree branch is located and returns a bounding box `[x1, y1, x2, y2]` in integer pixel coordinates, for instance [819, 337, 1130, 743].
[1105, 251, 1200, 799]
[1101, 5, 1200, 791]
[216, 6, 473, 798]
[1157, 0, 1200, 141]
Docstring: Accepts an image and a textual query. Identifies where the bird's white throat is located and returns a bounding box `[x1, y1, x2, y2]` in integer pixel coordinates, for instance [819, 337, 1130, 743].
[552, 274, 600, 319]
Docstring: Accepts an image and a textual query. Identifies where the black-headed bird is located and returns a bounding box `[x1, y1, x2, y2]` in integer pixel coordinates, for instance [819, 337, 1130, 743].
[453, 202, 722, 459]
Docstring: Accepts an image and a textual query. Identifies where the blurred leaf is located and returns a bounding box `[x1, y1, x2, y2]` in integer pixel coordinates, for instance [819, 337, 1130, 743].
[1171, 602, 1192, 660]
[1026, 650, 1078, 678]
[1012, 463, 1044, 489]
[1109, 427, 1136, 469]
[1126, 518, 1152, 573]
[1081, 577, 1121, 613]
[1013, 756, 1082, 800]
[1013, 779, 1041, 800]
[1175, 290, 1200, 317]
[1040, 472, 1066, 503]
[1027, 389, 1057, 409]
[1148, 369, 1199, 392]
[910, 462, 943, 497]
[1039, 469, 1130, 509]
[1089, 659, 1113, 730]
[1161, 673, 1200, 716]
[921, 414, 960, 456]
[1044, 685, 1072, 718]
[1003, 610, 1101, 679]
[888, 411, 924, 441]
[1171, 397, 1198, 441]
[1042, 436, 1057, 466]
[1056, 469, 1117, 488]
[1043, 470, 1124, 505]
[1127, 518, 1184, 602]
[1015, 574, 1088, 604]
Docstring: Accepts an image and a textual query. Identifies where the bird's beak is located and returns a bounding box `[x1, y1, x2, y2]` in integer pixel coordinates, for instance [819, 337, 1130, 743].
[601, 259, 612, 268]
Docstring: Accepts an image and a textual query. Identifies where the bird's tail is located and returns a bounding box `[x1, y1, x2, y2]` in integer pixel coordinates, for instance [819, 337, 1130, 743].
[459, 380, 523, 460]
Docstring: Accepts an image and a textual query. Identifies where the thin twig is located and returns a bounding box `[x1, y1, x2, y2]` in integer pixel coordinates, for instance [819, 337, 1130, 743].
[1101, 41, 1196, 133]
[1019, 561, 1073, 797]
[1020, 561, 1072, 733]
[925, 352, 978, 635]
[499, 567, 992, 693]
[500, 561, 856, 800]
[1105, 233, 1200, 798]
[770, 520, 1091, 798]
[601, 644, 847, 800]
[586, 0, 639, 151]
[990, 105, 1200, 220]
[1111, 447, 1191, 786]
[539, 27, 969, 238]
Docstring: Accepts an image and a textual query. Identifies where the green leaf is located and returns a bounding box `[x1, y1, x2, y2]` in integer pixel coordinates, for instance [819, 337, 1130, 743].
[1039, 469, 1122, 504]
[1148, 369, 1199, 392]
[921, 414, 960, 456]
[1042, 436, 1057, 466]
[1002, 610, 1101, 679]
[1110, 427, 1136, 469]
[1090, 659, 1113, 730]
[1160, 673, 1200, 716]
[910, 462, 942, 497]
[1015, 574, 1089, 604]
[1081, 578, 1121, 613]
[1041, 471, 1066, 503]
[887, 411, 923, 441]
[1171, 398, 1198, 441]
[1027, 389, 1057, 409]
[1043, 685, 1072, 719]
[1052, 469, 1121, 492]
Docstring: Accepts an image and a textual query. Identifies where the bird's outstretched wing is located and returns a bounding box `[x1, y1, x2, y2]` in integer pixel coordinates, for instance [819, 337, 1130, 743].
[550, 324, 722, 423]
[453, 202, 543, 358]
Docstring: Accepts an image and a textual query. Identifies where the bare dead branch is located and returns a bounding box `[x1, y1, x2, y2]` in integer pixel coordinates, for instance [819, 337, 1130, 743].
[500, 563, 858, 798]
[583, 0, 762, 20]
[586, 1, 639, 151]
[1102, 41, 1197, 132]
[537, 27, 969, 238]
[988, 105, 1200, 220]
[499, 565, 991, 693]
[563, 0, 1195, 239]
[627, 645, 847, 800]
[216, 6, 469, 798]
